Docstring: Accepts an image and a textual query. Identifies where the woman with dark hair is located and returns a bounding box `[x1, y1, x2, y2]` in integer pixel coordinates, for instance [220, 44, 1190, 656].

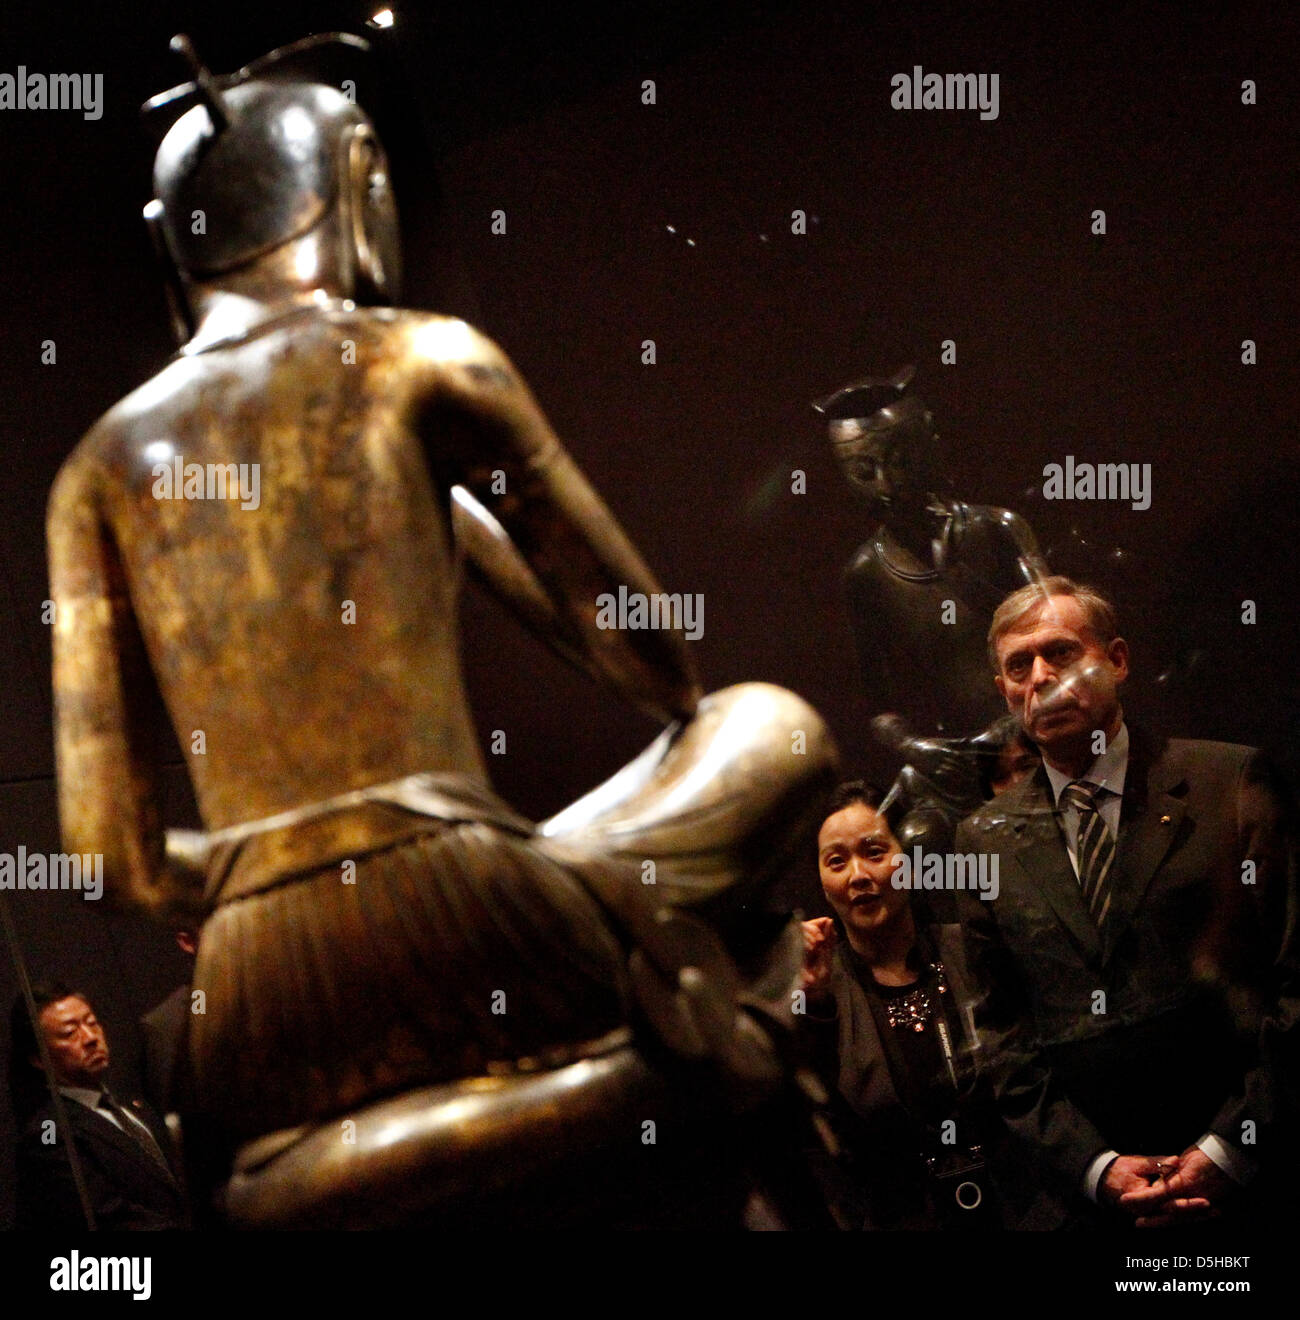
[973, 715, 1040, 801]
[801, 780, 1039, 1230]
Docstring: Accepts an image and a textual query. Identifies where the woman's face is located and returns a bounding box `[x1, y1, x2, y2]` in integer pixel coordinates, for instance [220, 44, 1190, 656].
[991, 739, 1040, 796]
[817, 801, 909, 939]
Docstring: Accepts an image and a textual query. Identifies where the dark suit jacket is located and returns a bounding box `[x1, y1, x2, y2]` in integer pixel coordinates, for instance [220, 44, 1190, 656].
[140, 984, 191, 1116]
[15, 1091, 187, 1231]
[955, 731, 1299, 1210]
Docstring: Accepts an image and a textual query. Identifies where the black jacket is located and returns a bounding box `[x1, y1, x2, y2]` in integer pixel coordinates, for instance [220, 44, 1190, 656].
[808, 922, 1056, 1229]
[955, 731, 1299, 1214]
[15, 1091, 187, 1231]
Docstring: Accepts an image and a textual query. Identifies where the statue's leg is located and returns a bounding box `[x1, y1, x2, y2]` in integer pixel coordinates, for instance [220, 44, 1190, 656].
[223, 1042, 731, 1229]
[539, 683, 838, 910]
[209, 684, 839, 1228]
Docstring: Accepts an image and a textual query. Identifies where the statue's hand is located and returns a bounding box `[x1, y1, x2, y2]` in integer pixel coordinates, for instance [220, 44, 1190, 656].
[873, 715, 983, 804]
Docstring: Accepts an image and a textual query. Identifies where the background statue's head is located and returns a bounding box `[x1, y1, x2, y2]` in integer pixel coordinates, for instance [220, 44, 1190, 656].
[143, 34, 400, 336]
[813, 365, 947, 518]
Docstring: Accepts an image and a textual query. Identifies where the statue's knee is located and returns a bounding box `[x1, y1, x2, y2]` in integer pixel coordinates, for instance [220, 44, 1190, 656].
[692, 682, 838, 787]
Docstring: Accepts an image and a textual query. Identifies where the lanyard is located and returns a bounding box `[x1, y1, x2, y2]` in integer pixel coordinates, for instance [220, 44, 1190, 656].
[934, 1014, 959, 1093]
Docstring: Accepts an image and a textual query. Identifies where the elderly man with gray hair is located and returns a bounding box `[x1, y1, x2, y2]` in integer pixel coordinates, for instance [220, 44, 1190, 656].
[955, 575, 1299, 1228]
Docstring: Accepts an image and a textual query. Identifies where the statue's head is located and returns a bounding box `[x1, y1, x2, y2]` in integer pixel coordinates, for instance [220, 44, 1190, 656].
[813, 366, 946, 516]
[143, 34, 400, 335]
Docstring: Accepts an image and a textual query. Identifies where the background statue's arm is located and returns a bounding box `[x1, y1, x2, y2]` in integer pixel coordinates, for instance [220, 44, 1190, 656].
[47, 458, 205, 920]
[998, 509, 1050, 583]
[843, 551, 899, 704]
[419, 324, 702, 725]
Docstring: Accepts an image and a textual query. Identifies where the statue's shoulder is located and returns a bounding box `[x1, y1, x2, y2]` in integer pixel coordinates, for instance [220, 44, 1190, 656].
[49, 358, 205, 520]
[844, 533, 885, 580]
[329, 307, 508, 365]
[97, 359, 194, 441]
[47, 424, 103, 522]
[318, 308, 523, 404]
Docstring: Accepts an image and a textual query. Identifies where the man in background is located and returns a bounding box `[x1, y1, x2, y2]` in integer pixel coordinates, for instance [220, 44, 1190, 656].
[139, 929, 198, 1119]
[10, 982, 186, 1230]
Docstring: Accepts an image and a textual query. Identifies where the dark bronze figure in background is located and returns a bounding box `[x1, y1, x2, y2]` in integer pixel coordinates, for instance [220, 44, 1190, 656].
[47, 35, 835, 1227]
[814, 368, 1048, 851]
[816, 366, 1049, 738]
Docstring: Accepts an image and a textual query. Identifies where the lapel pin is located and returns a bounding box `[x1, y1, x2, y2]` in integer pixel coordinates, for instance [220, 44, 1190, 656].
[1160, 815, 1171, 825]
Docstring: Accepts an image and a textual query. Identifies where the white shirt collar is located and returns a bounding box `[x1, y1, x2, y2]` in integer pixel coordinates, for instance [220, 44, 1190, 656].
[1044, 720, 1129, 806]
[57, 1084, 106, 1111]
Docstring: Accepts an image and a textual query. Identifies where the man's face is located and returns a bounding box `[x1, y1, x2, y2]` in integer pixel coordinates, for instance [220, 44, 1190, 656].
[994, 596, 1128, 754]
[818, 801, 909, 939]
[35, 996, 109, 1089]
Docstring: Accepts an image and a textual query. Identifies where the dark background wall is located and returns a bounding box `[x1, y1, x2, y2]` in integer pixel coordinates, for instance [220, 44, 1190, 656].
[0, 0, 1295, 1227]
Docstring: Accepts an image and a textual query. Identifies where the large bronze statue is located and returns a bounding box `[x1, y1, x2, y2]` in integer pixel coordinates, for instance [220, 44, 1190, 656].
[47, 34, 835, 1227]
[814, 368, 1049, 851]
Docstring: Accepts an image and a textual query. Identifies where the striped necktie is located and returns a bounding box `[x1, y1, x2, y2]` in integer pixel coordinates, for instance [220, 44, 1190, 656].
[1063, 780, 1115, 928]
[97, 1090, 173, 1174]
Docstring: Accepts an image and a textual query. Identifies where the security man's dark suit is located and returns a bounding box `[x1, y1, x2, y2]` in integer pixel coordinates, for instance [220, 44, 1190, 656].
[954, 730, 1299, 1220]
[16, 1090, 187, 1230]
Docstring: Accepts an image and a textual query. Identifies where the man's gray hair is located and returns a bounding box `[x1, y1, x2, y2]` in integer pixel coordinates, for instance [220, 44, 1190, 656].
[987, 576, 1119, 672]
